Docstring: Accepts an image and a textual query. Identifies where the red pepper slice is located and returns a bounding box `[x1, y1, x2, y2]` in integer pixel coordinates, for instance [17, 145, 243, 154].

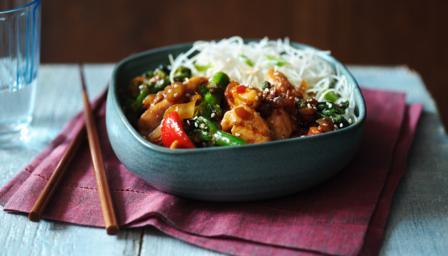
[161, 111, 195, 149]
[236, 85, 247, 94]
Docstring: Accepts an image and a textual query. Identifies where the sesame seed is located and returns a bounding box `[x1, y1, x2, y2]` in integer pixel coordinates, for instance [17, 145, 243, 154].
[211, 112, 216, 118]
[348, 118, 353, 124]
[235, 133, 241, 137]
[339, 123, 343, 128]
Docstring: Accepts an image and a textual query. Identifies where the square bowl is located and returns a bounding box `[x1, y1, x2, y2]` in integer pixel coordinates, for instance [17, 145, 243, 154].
[106, 41, 366, 201]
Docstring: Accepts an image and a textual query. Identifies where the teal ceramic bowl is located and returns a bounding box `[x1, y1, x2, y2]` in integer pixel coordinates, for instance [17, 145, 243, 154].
[106, 41, 366, 201]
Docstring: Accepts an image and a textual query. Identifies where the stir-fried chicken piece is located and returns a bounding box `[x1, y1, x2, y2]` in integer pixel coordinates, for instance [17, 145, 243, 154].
[263, 69, 298, 109]
[138, 99, 172, 135]
[257, 69, 299, 139]
[183, 76, 209, 92]
[225, 81, 261, 108]
[307, 117, 335, 136]
[267, 108, 296, 139]
[221, 105, 270, 143]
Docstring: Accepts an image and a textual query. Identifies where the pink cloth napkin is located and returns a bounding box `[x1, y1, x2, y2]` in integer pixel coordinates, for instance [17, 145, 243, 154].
[0, 88, 422, 256]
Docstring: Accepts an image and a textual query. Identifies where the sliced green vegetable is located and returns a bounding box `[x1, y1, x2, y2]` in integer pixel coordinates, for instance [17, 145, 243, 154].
[239, 54, 254, 67]
[150, 79, 168, 93]
[194, 63, 211, 72]
[188, 116, 246, 146]
[173, 66, 192, 82]
[132, 88, 149, 112]
[262, 81, 272, 90]
[316, 100, 350, 128]
[204, 91, 219, 106]
[213, 130, 246, 146]
[153, 67, 168, 79]
[266, 54, 288, 67]
[198, 84, 209, 95]
[339, 101, 349, 109]
[197, 91, 222, 121]
[196, 73, 229, 120]
[146, 65, 171, 93]
[323, 91, 340, 103]
[145, 70, 154, 78]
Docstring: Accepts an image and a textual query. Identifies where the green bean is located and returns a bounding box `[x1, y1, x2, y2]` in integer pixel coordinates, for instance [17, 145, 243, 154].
[197, 98, 222, 121]
[173, 66, 192, 82]
[204, 91, 218, 105]
[189, 116, 246, 146]
[209, 71, 230, 90]
[197, 78, 226, 120]
[213, 131, 246, 146]
[132, 88, 149, 112]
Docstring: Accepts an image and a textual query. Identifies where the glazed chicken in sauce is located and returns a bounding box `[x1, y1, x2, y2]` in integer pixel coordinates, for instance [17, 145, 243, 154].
[123, 65, 351, 149]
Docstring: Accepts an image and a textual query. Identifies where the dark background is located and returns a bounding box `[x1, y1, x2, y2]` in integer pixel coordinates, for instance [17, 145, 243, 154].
[41, 0, 448, 128]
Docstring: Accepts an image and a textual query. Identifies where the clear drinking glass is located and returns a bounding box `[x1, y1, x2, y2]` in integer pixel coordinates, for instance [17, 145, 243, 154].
[0, 0, 40, 139]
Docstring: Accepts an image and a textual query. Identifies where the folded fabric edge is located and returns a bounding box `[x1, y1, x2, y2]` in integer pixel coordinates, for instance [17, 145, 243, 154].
[147, 217, 327, 256]
[359, 104, 423, 255]
[1, 177, 344, 256]
[0, 171, 32, 206]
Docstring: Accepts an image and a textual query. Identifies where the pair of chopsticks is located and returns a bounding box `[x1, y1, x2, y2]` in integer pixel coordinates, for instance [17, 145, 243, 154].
[28, 65, 119, 235]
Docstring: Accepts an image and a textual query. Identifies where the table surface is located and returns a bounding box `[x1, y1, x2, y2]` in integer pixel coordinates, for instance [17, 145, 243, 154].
[1, 64, 447, 256]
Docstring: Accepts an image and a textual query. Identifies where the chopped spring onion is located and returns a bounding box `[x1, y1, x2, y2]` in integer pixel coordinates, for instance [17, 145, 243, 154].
[194, 63, 211, 72]
[239, 54, 254, 67]
[266, 54, 288, 67]
[323, 90, 340, 103]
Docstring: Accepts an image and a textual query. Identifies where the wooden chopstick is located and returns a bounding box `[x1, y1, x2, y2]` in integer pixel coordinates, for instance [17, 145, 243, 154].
[79, 65, 119, 235]
[28, 127, 86, 222]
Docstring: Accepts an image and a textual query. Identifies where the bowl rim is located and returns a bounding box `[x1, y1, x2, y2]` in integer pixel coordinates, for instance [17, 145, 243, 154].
[110, 39, 366, 155]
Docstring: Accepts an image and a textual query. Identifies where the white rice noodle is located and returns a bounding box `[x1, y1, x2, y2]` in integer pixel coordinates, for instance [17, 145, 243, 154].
[169, 36, 357, 121]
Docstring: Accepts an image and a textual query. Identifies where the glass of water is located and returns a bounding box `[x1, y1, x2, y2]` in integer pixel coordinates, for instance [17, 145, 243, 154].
[0, 0, 40, 140]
